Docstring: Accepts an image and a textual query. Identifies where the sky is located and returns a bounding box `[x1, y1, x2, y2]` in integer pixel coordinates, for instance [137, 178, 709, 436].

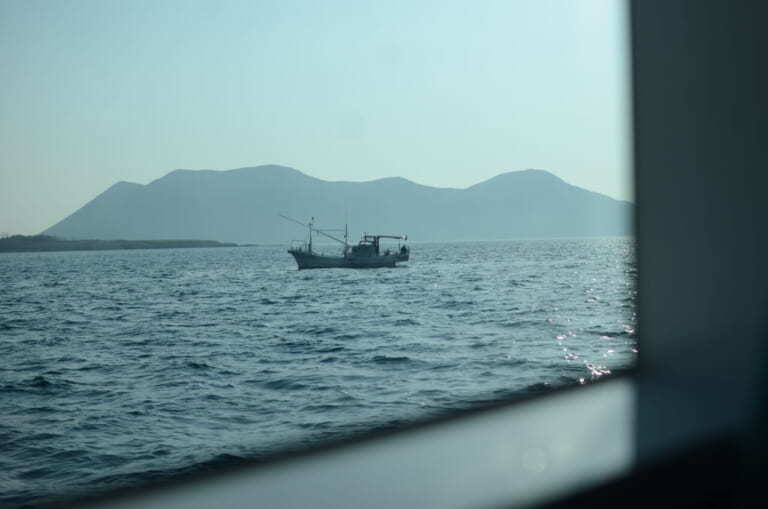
[0, 0, 630, 235]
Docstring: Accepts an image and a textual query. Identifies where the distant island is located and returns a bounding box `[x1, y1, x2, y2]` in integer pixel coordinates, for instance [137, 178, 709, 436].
[0, 235, 237, 253]
[43, 165, 633, 243]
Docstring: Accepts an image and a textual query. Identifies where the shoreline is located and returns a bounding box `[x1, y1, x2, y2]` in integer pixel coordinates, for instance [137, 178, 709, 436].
[0, 235, 237, 254]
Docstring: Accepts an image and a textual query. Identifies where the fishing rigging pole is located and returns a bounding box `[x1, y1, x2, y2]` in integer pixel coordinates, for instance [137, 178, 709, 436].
[278, 214, 349, 247]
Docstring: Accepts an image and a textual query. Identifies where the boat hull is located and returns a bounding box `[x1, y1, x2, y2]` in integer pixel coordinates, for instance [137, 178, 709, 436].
[288, 249, 405, 269]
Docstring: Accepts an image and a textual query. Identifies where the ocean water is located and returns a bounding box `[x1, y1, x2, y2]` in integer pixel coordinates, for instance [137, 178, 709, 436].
[0, 239, 636, 506]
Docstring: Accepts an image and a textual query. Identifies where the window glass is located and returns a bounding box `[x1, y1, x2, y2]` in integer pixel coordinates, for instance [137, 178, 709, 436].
[0, 0, 634, 505]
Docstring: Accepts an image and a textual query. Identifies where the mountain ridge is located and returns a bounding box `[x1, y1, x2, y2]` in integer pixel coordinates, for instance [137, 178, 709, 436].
[44, 165, 632, 243]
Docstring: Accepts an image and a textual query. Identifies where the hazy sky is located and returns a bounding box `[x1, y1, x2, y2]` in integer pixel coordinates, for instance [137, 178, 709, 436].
[0, 0, 630, 235]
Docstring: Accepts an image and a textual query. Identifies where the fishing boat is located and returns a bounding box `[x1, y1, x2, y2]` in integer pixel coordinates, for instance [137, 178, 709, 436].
[280, 214, 409, 269]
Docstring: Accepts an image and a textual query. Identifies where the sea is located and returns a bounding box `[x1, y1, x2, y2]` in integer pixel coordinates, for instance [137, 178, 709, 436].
[0, 238, 636, 507]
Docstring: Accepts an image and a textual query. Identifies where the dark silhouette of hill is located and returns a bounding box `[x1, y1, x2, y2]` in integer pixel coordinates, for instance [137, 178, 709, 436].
[43, 165, 632, 243]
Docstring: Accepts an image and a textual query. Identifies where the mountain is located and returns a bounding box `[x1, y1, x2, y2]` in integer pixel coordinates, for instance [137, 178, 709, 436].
[43, 165, 632, 243]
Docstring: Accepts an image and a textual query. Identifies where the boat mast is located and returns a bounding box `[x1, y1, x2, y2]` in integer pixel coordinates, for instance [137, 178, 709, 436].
[308, 217, 313, 253]
[345, 209, 349, 251]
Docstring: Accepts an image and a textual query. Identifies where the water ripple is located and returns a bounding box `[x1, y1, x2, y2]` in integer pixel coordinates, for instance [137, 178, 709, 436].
[0, 239, 636, 506]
